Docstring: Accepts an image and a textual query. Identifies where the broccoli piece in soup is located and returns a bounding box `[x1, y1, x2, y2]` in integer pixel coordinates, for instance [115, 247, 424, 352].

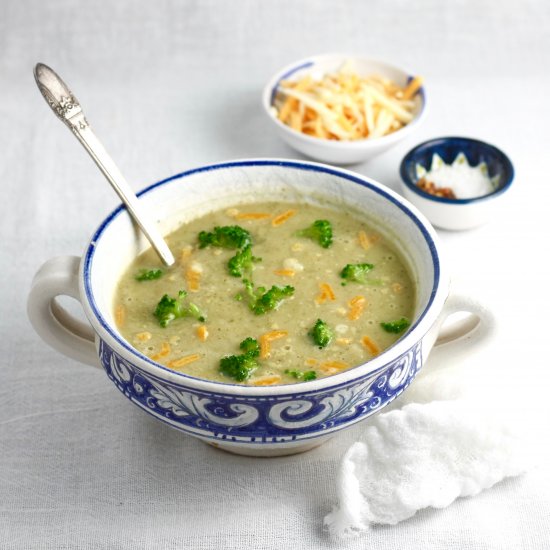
[198, 225, 251, 250]
[227, 244, 262, 277]
[219, 337, 261, 381]
[242, 279, 295, 315]
[380, 317, 410, 334]
[295, 219, 333, 248]
[154, 290, 206, 328]
[219, 354, 259, 382]
[135, 268, 164, 281]
[308, 319, 333, 348]
[340, 263, 377, 285]
[239, 337, 261, 357]
[285, 369, 317, 381]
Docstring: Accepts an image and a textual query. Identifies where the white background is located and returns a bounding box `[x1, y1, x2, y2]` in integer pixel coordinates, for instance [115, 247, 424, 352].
[1, 0, 549, 548]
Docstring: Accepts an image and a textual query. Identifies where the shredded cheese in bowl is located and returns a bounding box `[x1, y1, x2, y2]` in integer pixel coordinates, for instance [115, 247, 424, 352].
[272, 61, 423, 142]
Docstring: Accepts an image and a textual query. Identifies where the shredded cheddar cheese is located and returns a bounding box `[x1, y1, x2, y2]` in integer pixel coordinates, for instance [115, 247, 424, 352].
[358, 230, 380, 250]
[168, 353, 201, 369]
[358, 230, 371, 250]
[316, 282, 336, 304]
[115, 304, 126, 328]
[274, 268, 296, 277]
[135, 331, 152, 342]
[259, 330, 288, 359]
[179, 245, 193, 264]
[233, 212, 271, 221]
[251, 374, 282, 386]
[402, 76, 424, 100]
[361, 335, 380, 356]
[279, 75, 313, 121]
[196, 325, 209, 342]
[347, 295, 367, 321]
[186, 265, 201, 292]
[319, 360, 348, 375]
[272, 210, 297, 226]
[336, 337, 352, 346]
[274, 61, 422, 141]
[151, 342, 171, 361]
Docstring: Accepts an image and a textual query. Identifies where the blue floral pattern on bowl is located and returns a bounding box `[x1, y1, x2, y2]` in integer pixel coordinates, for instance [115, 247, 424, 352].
[100, 338, 422, 444]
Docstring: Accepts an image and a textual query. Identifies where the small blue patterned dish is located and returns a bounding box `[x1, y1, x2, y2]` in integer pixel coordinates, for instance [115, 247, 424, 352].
[399, 137, 514, 230]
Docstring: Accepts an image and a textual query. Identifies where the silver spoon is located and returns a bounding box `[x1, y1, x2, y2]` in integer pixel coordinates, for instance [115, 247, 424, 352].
[34, 63, 175, 267]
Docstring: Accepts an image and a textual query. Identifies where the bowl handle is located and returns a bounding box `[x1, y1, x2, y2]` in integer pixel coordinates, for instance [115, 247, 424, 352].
[426, 290, 496, 371]
[27, 255, 100, 368]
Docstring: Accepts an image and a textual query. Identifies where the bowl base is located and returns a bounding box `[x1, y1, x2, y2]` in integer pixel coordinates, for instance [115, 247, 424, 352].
[205, 437, 331, 457]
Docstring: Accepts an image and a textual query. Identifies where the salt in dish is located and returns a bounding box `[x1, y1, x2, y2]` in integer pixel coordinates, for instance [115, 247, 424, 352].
[399, 137, 514, 230]
[415, 152, 499, 200]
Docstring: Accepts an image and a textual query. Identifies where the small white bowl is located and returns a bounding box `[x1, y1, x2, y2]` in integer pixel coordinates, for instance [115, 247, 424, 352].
[399, 137, 515, 231]
[262, 54, 427, 165]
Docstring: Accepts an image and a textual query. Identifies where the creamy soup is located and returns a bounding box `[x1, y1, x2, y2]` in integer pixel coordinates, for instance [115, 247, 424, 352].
[114, 201, 415, 385]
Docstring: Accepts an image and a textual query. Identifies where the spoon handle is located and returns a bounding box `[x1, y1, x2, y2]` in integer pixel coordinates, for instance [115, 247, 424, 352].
[34, 63, 175, 267]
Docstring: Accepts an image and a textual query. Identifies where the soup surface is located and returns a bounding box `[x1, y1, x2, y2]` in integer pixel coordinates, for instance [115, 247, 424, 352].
[114, 201, 415, 385]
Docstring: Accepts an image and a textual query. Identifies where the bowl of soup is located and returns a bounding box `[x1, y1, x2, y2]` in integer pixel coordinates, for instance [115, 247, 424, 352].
[27, 159, 493, 456]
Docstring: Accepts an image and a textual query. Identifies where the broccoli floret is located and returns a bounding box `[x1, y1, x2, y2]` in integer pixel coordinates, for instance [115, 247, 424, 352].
[242, 279, 295, 315]
[227, 244, 262, 277]
[219, 354, 258, 382]
[219, 337, 261, 381]
[135, 268, 163, 281]
[380, 317, 410, 334]
[308, 319, 333, 348]
[254, 285, 295, 315]
[243, 278, 263, 300]
[340, 263, 376, 285]
[239, 337, 260, 357]
[198, 225, 251, 249]
[295, 219, 333, 248]
[153, 290, 206, 328]
[285, 369, 317, 381]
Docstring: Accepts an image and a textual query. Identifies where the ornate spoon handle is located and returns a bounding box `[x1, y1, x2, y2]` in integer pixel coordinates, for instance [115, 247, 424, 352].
[34, 63, 175, 267]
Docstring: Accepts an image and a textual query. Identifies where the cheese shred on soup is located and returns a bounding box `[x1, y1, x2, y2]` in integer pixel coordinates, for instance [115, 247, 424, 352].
[114, 201, 415, 385]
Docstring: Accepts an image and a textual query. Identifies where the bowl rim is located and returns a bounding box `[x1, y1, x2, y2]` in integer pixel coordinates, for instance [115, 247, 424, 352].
[399, 136, 515, 205]
[261, 53, 427, 150]
[81, 158, 449, 396]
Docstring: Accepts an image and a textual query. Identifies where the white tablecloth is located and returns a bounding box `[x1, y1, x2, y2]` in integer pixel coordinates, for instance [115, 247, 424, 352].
[1, 0, 549, 548]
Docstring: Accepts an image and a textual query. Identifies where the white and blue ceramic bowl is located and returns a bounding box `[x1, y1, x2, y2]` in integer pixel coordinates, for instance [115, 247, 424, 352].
[399, 137, 515, 230]
[262, 54, 427, 164]
[27, 160, 493, 456]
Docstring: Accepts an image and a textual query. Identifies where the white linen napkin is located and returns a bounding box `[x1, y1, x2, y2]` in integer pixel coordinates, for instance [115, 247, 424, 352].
[324, 343, 532, 538]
